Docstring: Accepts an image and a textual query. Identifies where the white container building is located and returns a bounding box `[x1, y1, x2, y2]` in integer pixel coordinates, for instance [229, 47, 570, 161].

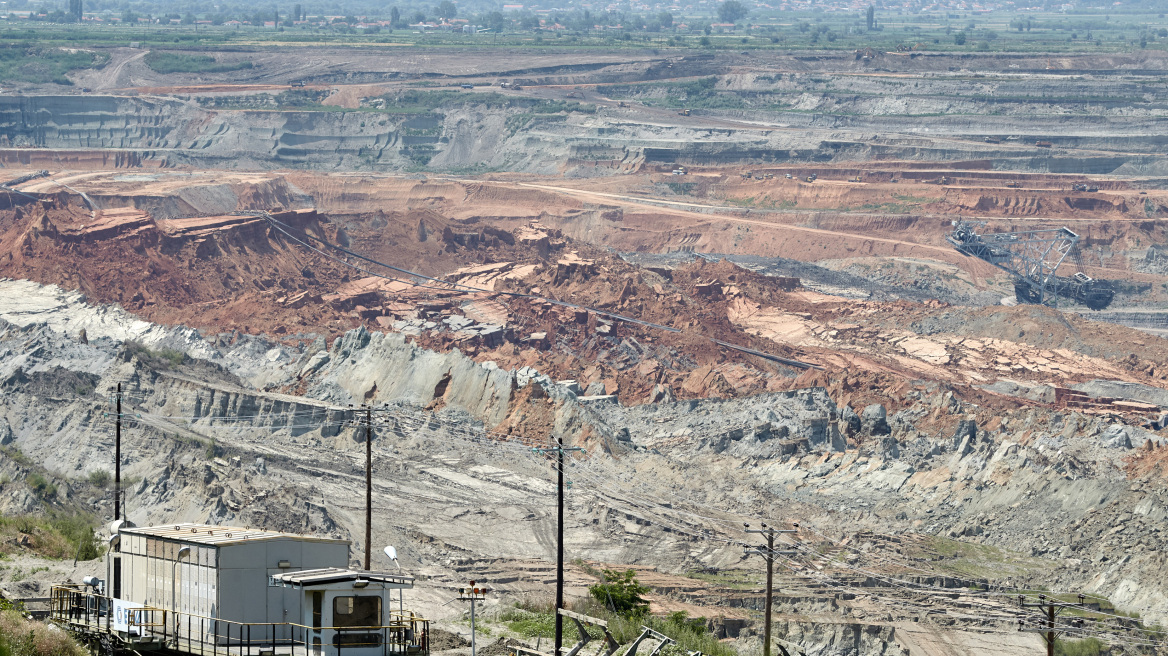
[52, 523, 428, 656]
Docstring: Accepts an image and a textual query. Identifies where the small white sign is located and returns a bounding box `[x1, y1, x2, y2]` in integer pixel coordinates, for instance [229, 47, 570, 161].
[112, 599, 145, 634]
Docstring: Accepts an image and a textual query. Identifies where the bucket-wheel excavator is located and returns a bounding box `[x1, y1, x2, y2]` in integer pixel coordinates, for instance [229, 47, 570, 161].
[947, 220, 1115, 310]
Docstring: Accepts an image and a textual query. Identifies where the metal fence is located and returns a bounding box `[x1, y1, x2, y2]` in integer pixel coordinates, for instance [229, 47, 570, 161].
[50, 586, 429, 656]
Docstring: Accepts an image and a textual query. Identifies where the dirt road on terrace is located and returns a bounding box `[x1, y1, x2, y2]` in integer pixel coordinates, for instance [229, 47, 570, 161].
[485, 180, 1162, 282]
[497, 181, 1001, 273]
[93, 49, 147, 90]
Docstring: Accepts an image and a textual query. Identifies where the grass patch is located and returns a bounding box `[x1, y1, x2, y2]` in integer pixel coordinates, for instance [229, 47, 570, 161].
[498, 607, 560, 640]
[86, 470, 111, 489]
[683, 569, 759, 591]
[200, 88, 593, 120]
[26, 474, 56, 500]
[504, 112, 569, 138]
[923, 535, 1050, 581]
[0, 605, 87, 656]
[499, 592, 733, 656]
[599, 77, 747, 110]
[123, 341, 186, 369]
[143, 51, 253, 74]
[849, 195, 942, 214]
[1, 447, 35, 469]
[380, 90, 595, 116]
[891, 193, 937, 204]
[0, 46, 106, 85]
[198, 88, 331, 110]
[1054, 637, 1106, 656]
[719, 195, 796, 211]
[0, 513, 100, 561]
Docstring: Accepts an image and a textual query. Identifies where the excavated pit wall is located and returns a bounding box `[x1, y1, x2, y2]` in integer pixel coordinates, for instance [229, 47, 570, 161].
[4, 279, 1168, 633]
[4, 94, 1167, 174]
[0, 280, 621, 443]
[773, 621, 908, 656]
[0, 95, 573, 172]
[0, 279, 841, 583]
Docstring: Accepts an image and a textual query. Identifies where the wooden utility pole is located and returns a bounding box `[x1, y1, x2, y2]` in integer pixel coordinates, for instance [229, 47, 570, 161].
[365, 404, 372, 570]
[556, 434, 564, 656]
[115, 383, 122, 521]
[532, 437, 584, 656]
[1047, 602, 1055, 656]
[348, 404, 375, 570]
[745, 524, 796, 656]
[1018, 593, 1089, 655]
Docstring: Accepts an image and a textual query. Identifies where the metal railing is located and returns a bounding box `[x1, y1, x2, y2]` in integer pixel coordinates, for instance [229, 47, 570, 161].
[50, 586, 429, 656]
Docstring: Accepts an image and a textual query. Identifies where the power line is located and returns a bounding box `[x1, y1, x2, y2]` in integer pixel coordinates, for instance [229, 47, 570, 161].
[745, 524, 797, 656]
[99, 399, 1167, 649]
[345, 404, 375, 570]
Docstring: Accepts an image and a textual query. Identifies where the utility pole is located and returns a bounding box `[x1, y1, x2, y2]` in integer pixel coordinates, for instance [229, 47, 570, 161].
[457, 582, 489, 656]
[348, 404, 374, 570]
[1018, 593, 1088, 656]
[103, 384, 132, 522]
[1048, 602, 1055, 656]
[115, 382, 122, 522]
[365, 404, 372, 570]
[745, 523, 796, 656]
[533, 436, 585, 656]
[556, 434, 564, 656]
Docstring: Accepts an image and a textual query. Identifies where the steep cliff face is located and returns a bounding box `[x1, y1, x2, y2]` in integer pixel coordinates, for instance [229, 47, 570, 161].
[0, 95, 188, 149]
[0, 95, 577, 172]
[773, 621, 910, 656]
[4, 279, 1168, 648]
[0, 195, 358, 331]
[0, 280, 630, 455]
[5, 90, 1166, 174]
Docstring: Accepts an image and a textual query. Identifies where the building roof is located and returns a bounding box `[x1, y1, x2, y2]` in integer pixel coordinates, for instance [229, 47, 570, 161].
[120, 523, 350, 547]
[272, 568, 414, 587]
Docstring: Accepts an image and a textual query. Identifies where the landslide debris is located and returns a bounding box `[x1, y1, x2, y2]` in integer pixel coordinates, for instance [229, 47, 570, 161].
[7, 293, 1168, 635]
[0, 198, 352, 335]
[6, 192, 1168, 417]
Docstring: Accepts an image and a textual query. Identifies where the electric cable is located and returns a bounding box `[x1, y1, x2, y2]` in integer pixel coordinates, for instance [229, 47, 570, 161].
[99, 401, 1168, 647]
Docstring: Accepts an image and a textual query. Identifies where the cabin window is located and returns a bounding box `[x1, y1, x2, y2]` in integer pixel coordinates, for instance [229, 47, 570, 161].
[112, 557, 122, 599]
[312, 593, 323, 630]
[333, 634, 382, 648]
[333, 596, 381, 628]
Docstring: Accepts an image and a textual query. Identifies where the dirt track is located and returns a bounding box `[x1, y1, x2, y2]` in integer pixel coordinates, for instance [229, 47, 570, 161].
[512, 180, 979, 261]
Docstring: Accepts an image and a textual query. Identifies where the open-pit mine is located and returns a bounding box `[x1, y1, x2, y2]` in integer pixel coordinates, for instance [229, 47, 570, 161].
[3, 45, 1168, 656]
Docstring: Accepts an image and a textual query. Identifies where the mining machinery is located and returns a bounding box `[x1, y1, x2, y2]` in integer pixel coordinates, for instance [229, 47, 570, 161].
[1, 170, 49, 187]
[947, 220, 1115, 310]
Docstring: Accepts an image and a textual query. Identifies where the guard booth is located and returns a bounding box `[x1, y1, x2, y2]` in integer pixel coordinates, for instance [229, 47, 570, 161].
[50, 523, 429, 656]
[270, 568, 425, 656]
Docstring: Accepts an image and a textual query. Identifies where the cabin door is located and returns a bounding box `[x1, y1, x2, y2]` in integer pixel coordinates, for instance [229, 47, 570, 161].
[324, 593, 384, 656]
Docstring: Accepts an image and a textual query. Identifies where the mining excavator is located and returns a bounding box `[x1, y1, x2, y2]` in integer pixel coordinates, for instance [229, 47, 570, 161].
[947, 220, 1115, 310]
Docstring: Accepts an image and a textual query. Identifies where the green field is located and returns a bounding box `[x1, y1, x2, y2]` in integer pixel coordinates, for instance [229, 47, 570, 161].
[0, 44, 106, 84]
[0, 7, 1166, 58]
[143, 51, 253, 73]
